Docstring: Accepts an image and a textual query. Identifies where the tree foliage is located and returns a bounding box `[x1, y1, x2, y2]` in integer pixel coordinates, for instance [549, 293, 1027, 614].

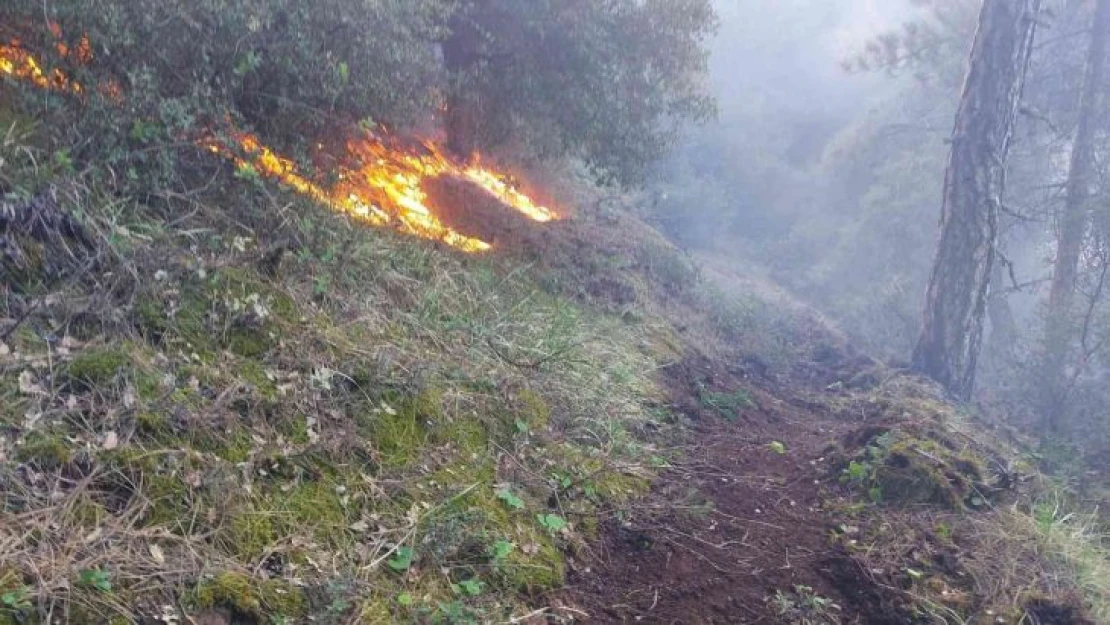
[442, 0, 718, 183]
[1, 0, 717, 189]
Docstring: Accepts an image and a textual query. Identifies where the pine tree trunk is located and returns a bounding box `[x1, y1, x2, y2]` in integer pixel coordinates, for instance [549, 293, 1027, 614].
[441, 3, 488, 158]
[912, 0, 1042, 401]
[1041, 0, 1110, 431]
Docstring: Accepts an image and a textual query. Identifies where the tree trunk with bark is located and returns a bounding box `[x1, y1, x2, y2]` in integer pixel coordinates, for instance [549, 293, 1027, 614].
[1040, 0, 1110, 431]
[912, 0, 1042, 401]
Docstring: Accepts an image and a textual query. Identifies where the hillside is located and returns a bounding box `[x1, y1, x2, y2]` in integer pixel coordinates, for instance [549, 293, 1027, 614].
[4, 129, 1109, 624]
[2, 11, 1110, 625]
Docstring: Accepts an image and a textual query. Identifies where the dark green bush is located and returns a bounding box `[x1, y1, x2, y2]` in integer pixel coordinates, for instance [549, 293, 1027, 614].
[3, 0, 447, 196]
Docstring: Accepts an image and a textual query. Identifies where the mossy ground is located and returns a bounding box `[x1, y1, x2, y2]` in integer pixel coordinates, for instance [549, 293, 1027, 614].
[0, 171, 667, 623]
[822, 377, 1110, 622]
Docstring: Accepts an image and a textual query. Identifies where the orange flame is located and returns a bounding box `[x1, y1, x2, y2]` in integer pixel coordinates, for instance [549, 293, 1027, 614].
[3, 30, 558, 253]
[205, 129, 558, 253]
[205, 131, 493, 252]
[0, 38, 82, 93]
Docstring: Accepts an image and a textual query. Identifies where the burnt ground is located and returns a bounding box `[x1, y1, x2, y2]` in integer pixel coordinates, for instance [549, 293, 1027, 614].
[551, 356, 913, 625]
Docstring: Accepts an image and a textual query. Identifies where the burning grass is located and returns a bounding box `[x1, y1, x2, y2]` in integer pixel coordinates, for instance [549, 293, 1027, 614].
[2, 30, 557, 256]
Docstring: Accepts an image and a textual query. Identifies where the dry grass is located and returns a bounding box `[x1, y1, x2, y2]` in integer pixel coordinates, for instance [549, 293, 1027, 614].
[0, 121, 675, 622]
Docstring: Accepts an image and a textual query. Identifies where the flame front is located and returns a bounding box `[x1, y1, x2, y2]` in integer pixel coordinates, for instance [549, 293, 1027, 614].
[0, 38, 82, 93]
[3, 30, 557, 253]
[208, 129, 558, 253]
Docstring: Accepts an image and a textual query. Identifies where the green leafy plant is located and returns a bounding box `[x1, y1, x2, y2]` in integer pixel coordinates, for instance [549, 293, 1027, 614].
[233, 50, 262, 77]
[387, 546, 416, 572]
[698, 387, 755, 422]
[537, 513, 567, 534]
[452, 579, 483, 597]
[551, 470, 574, 490]
[77, 568, 112, 593]
[868, 486, 883, 503]
[769, 585, 841, 625]
[489, 539, 514, 562]
[841, 460, 871, 485]
[496, 487, 525, 510]
[434, 600, 478, 625]
[769, 441, 787, 455]
[234, 162, 261, 183]
[1, 586, 32, 611]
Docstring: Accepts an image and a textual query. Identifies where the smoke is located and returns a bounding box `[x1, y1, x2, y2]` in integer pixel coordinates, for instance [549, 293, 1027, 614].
[650, 0, 953, 358]
[710, 0, 922, 119]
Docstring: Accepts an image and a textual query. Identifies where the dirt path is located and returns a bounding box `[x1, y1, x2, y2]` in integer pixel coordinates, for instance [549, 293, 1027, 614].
[557, 363, 886, 624]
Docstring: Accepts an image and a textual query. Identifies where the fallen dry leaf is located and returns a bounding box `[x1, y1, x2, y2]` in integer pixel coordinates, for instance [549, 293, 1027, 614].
[149, 543, 166, 564]
[102, 431, 119, 450]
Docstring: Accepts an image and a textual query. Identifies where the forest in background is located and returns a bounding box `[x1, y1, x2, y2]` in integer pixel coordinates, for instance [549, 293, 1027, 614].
[649, 0, 1110, 468]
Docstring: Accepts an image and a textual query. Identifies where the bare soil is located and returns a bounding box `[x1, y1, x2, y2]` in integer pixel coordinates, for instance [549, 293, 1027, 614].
[553, 356, 911, 624]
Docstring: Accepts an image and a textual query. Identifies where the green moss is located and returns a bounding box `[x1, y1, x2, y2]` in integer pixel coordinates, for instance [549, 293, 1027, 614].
[224, 326, 273, 359]
[592, 470, 650, 505]
[224, 512, 279, 561]
[516, 389, 551, 430]
[190, 572, 306, 619]
[62, 604, 132, 625]
[237, 360, 278, 400]
[100, 449, 196, 529]
[360, 391, 446, 468]
[0, 375, 25, 425]
[499, 533, 565, 592]
[412, 388, 444, 421]
[135, 411, 173, 440]
[549, 447, 651, 507]
[134, 276, 214, 356]
[213, 430, 253, 464]
[282, 481, 350, 528]
[134, 296, 169, 339]
[416, 465, 566, 593]
[16, 433, 72, 470]
[134, 267, 299, 360]
[277, 415, 311, 445]
[144, 471, 197, 528]
[358, 597, 395, 624]
[869, 435, 988, 510]
[70, 495, 108, 529]
[7, 324, 45, 353]
[431, 417, 489, 455]
[64, 347, 129, 389]
[134, 370, 164, 402]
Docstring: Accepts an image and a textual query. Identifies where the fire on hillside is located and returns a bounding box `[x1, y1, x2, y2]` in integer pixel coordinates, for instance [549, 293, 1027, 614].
[1, 29, 557, 252]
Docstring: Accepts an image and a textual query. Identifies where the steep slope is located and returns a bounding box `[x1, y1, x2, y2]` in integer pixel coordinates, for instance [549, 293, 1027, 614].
[2, 89, 1108, 625]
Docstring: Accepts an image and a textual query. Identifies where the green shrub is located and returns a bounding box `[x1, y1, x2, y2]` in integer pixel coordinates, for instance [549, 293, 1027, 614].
[3, 0, 447, 197]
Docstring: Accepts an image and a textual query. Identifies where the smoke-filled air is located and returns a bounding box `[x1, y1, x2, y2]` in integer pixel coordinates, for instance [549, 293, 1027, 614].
[0, 1, 1107, 623]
